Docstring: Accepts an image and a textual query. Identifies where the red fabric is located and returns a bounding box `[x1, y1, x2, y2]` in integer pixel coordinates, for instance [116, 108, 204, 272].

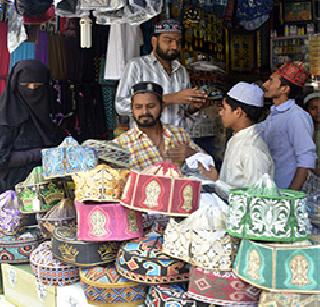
[23, 6, 55, 25]
[188, 267, 261, 305]
[0, 22, 9, 96]
[276, 62, 309, 87]
[121, 162, 201, 216]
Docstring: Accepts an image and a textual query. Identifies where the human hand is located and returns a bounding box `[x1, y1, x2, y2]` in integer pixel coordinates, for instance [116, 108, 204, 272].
[166, 144, 197, 166]
[175, 88, 208, 105]
[198, 164, 219, 181]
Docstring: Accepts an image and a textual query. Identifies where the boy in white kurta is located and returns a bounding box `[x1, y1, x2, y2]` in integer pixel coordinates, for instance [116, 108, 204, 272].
[200, 82, 274, 189]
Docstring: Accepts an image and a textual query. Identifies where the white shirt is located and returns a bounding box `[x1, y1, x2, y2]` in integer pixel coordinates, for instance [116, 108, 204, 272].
[115, 53, 190, 127]
[218, 125, 274, 189]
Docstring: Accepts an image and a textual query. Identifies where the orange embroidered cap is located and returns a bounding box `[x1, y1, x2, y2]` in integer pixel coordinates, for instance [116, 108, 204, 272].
[275, 62, 309, 87]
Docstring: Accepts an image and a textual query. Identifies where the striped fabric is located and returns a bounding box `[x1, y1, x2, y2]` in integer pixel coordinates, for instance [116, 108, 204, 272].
[115, 53, 190, 128]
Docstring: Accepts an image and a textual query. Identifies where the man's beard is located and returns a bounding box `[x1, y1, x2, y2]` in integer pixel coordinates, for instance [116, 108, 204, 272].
[133, 113, 161, 128]
[156, 44, 180, 61]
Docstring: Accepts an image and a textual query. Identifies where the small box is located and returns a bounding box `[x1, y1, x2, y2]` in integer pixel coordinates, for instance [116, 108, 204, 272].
[2, 263, 56, 307]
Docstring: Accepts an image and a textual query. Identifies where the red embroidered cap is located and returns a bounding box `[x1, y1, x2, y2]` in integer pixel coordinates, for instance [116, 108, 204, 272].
[275, 62, 309, 87]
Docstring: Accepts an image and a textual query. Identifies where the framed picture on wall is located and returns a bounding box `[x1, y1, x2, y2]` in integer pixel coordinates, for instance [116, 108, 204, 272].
[284, 0, 313, 22]
[229, 32, 255, 72]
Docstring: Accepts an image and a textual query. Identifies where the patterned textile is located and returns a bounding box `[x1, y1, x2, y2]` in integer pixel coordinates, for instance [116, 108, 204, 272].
[30, 241, 79, 286]
[15, 166, 65, 213]
[121, 162, 201, 217]
[113, 124, 201, 171]
[0, 190, 24, 235]
[163, 218, 238, 270]
[52, 226, 120, 266]
[163, 198, 237, 271]
[82, 140, 130, 168]
[236, 0, 272, 30]
[233, 239, 320, 293]
[36, 198, 76, 239]
[188, 267, 260, 305]
[72, 165, 129, 202]
[259, 291, 320, 306]
[80, 265, 146, 305]
[42, 136, 98, 178]
[0, 227, 42, 263]
[276, 62, 309, 87]
[227, 188, 310, 242]
[116, 233, 190, 284]
[75, 202, 143, 241]
[154, 19, 182, 34]
[145, 284, 198, 306]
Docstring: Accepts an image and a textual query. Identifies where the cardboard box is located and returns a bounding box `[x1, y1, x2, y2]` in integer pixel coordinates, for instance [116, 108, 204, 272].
[2, 263, 56, 307]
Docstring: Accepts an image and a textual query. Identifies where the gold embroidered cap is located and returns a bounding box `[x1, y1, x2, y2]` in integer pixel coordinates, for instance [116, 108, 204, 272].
[72, 165, 129, 202]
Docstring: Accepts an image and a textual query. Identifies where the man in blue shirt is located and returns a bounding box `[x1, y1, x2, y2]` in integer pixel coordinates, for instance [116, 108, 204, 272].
[258, 62, 316, 190]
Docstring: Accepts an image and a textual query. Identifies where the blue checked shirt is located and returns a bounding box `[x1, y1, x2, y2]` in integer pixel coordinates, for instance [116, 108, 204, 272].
[115, 53, 190, 128]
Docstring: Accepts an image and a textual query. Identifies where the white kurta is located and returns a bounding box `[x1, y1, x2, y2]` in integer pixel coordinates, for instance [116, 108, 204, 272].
[218, 125, 274, 189]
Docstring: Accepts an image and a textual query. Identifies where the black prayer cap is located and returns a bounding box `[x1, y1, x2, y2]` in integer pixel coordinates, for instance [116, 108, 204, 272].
[130, 82, 163, 97]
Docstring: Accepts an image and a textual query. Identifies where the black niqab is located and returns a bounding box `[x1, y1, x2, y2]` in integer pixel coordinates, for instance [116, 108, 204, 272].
[0, 60, 63, 146]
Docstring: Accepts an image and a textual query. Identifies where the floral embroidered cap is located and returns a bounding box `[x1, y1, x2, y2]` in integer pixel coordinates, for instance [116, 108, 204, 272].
[121, 162, 201, 216]
[42, 136, 98, 178]
[227, 174, 311, 242]
[75, 201, 143, 241]
[275, 61, 309, 87]
[259, 291, 320, 306]
[80, 264, 146, 306]
[15, 166, 65, 213]
[233, 239, 320, 293]
[163, 195, 239, 271]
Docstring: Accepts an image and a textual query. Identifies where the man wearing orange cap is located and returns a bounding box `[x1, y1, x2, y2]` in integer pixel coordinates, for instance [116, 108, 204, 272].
[258, 62, 317, 190]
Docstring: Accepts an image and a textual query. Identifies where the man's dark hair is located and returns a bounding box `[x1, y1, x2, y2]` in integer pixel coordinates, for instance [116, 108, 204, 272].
[280, 77, 304, 106]
[225, 95, 263, 123]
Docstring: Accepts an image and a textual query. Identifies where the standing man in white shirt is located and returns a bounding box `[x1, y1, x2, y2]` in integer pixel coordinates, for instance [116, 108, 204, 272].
[200, 82, 274, 189]
[116, 19, 208, 129]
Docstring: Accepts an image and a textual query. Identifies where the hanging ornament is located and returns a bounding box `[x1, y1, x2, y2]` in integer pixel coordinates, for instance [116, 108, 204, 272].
[80, 16, 92, 48]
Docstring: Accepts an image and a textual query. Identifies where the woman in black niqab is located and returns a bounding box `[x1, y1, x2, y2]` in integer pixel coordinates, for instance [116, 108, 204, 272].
[0, 60, 65, 193]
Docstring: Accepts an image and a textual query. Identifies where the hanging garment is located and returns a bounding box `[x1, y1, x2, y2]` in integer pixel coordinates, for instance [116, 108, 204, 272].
[236, 0, 273, 30]
[48, 34, 67, 80]
[9, 42, 35, 71]
[104, 23, 143, 80]
[0, 22, 9, 96]
[7, 2, 27, 53]
[35, 31, 49, 65]
[15, 0, 53, 16]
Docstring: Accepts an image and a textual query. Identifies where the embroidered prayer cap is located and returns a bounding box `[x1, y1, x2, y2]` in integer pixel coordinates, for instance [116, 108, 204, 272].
[275, 62, 309, 87]
[153, 19, 182, 34]
[303, 92, 320, 105]
[227, 82, 264, 107]
[130, 82, 163, 97]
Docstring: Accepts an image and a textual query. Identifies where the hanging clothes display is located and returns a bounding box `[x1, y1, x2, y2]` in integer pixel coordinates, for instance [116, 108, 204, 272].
[35, 31, 49, 65]
[0, 22, 9, 95]
[9, 42, 35, 70]
[236, 0, 273, 31]
[104, 23, 143, 80]
[6, 1, 27, 53]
